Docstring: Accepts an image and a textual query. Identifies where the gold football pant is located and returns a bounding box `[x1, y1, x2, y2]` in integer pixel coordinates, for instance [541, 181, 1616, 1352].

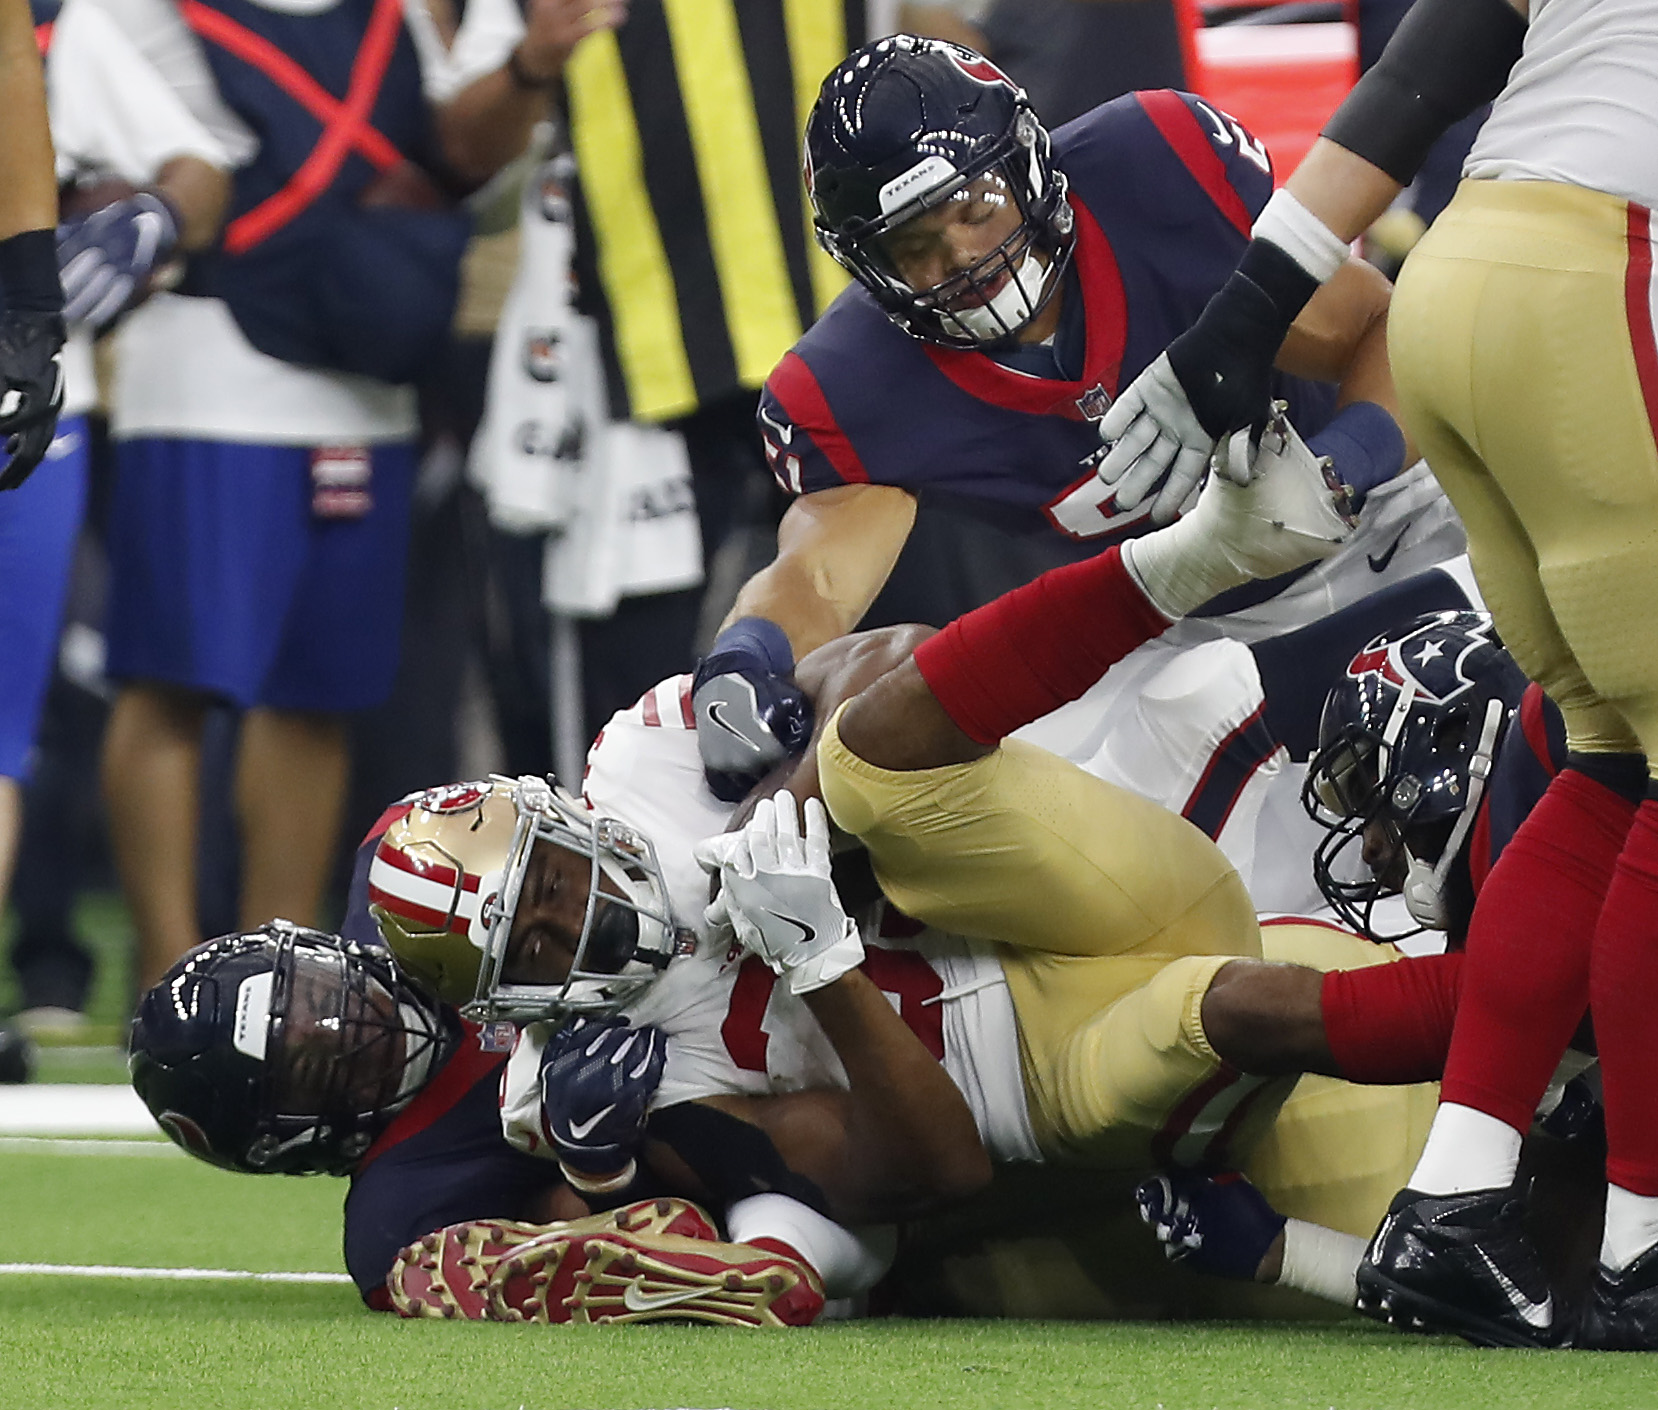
[1390, 179, 1658, 764]
[818, 708, 1435, 1223]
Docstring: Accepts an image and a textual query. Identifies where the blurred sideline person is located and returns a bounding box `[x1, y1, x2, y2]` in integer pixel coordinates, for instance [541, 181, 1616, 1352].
[1083, 0, 1658, 1351]
[0, 0, 68, 989]
[458, 0, 869, 762]
[689, 34, 1466, 823]
[89, 0, 594, 990]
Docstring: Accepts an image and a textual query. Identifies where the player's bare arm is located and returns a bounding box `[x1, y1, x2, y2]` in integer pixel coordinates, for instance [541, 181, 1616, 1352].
[723, 482, 919, 662]
[0, 0, 56, 240]
[0, 0, 65, 490]
[154, 155, 232, 253]
[690, 967, 992, 1224]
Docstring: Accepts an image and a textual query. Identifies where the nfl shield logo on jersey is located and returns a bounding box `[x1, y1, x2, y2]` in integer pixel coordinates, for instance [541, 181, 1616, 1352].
[1076, 383, 1113, 422]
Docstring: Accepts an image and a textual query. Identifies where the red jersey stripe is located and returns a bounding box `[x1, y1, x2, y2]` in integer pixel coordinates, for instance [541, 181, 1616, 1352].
[1135, 89, 1255, 238]
[1624, 205, 1658, 459]
[678, 675, 696, 728]
[766, 352, 873, 485]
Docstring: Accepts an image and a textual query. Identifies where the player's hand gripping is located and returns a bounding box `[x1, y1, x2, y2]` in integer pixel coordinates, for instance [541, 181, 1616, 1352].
[1123, 402, 1358, 620]
[57, 192, 182, 334]
[1053, 275, 1296, 531]
[695, 793, 862, 996]
[1135, 1169, 1287, 1282]
[0, 307, 65, 492]
[538, 1015, 667, 1189]
[693, 617, 814, 803]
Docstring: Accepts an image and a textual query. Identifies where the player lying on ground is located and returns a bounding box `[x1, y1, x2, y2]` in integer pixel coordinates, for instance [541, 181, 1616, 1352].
[128, 919, 929, 1325]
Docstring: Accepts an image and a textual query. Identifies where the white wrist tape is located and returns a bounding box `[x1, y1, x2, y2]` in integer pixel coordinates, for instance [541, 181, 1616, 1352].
[1253, 188, 1351, 285]
[726, 1193, 896, 1299]
[1277, 1218, 1364, 1306]
[558, 1158, 637, 1196]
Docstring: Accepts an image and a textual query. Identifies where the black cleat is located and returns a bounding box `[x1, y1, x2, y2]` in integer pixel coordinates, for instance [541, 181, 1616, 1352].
[1580, 1244, 1658, 1351]
[0, 1022, 33, 1084]
[1355, 1186, 1567, 1348]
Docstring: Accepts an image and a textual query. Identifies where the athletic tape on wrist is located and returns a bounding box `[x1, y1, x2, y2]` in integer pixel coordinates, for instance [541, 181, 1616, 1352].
[1252, 189, 1349, 286]
[558, 1158, 638, 1195]
[1277, 1218, 1363, 1306]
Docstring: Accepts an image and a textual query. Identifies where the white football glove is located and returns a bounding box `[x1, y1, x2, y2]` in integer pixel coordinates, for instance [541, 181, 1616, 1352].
[693, 794, 863, 997]
[1052, 353, 1238, 536]
[1122, 402, 1359, 620]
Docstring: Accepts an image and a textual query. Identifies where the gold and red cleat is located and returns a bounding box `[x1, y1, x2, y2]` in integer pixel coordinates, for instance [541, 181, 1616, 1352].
[488, 1229, 825, 1328]
[387, 1197, 719, 1319]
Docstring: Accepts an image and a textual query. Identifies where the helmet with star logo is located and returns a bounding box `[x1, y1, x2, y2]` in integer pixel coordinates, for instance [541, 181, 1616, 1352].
[1302, 610, 1529, 940]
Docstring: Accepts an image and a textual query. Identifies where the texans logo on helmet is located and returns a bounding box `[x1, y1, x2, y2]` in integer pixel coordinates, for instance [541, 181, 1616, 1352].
[158, 1111, 214, 1158]
[1346, 614, 1498, 705]
[941, 42, 1016, 90]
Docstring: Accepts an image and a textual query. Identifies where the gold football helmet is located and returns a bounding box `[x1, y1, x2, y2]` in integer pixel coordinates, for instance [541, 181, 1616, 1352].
[366, 776, 679, 1022]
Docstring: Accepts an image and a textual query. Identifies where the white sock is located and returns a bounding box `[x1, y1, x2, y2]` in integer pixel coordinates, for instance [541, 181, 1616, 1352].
[724, 1193, 895, 1299]
[1601, 1185, 1658, 1272]
[1408, 1102, 1523, 1195]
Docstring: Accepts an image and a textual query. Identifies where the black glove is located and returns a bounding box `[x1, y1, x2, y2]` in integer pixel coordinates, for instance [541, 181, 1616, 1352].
[692, 617, 814, 803]
[0, 309, 66, 492]
[539, 1015, 668, 1179]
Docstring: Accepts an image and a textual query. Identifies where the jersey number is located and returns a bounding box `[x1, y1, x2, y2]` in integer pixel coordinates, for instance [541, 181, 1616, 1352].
[1193, 99, 1271, 176]
[719, 949, 947, 1073]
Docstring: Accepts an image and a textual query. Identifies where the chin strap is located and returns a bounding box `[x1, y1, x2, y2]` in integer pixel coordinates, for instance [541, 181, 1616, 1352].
[1402, 695, 1505, 927]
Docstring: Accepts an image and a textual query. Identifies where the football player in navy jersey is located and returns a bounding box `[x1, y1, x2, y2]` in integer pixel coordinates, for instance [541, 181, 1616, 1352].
[691, 33, 1466, 805]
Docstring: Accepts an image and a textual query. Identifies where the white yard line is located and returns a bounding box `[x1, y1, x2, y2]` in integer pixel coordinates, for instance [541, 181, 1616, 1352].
[0, 1084, 159, 1135]
[0, 1263, 352, 1284]
[0, 1136, 175, 1156]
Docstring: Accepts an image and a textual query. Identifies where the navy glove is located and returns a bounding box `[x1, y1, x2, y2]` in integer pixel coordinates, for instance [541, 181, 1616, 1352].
[538, 1016, 667, 1179]
[692, 617, 813, 803]
[57, 191, 181, 334]
[0, 309, 65, 492]
[1134, 1169, 1286, 1282]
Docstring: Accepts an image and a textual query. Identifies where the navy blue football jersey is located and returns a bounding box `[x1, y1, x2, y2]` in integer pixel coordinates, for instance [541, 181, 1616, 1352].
[759, 90, 1337, 542]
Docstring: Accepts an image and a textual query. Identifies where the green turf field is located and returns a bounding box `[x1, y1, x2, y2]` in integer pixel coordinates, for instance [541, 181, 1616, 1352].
[5, 1143, 1656, 1410]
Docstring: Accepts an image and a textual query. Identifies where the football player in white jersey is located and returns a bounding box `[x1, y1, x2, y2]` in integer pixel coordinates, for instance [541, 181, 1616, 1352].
[1091, 0, 1658, 1351]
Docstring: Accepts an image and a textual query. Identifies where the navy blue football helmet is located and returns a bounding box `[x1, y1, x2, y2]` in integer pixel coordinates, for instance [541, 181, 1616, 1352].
[1302, 610, 1529, 941]
[805, 34, 1074, 348]
[129, 921, 450, 1175]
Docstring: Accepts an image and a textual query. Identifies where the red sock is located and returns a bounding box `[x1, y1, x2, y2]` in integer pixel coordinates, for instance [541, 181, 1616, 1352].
[1322, 951, 1463, 1084]
[913, 545, 1170, 744]
[1593, 799, 1658, 1196]
[1439, 767, 1637, 1131]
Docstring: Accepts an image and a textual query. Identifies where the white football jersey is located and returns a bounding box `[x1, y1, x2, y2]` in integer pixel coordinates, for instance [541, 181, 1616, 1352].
[500, 676, 1041, 1166]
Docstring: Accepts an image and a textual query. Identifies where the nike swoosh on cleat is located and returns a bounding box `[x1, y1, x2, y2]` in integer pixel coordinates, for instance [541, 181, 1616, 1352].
[1474, 1247, 1554, 1329]
[567, 1104, 617, 1141]
[1368, 529, 1409, 573]
[760, 910, 816, 947]
[622, 1279, 714, 1314]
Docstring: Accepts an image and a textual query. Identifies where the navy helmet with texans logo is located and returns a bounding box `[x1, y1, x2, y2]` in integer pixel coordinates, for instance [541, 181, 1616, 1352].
[129, 921, 449, 1175]
[1302, 610, 1530, 940]
[804, 33, 1075, 348]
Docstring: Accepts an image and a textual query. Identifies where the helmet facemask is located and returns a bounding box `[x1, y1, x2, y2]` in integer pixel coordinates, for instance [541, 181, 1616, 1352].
[466, 776, 680, 1024]
[254, 929, 445, 1171]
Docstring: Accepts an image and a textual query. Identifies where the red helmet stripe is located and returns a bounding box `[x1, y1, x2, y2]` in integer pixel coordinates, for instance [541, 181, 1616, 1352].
[366, 882, 470, 936]
[370, 842, 480, 893]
